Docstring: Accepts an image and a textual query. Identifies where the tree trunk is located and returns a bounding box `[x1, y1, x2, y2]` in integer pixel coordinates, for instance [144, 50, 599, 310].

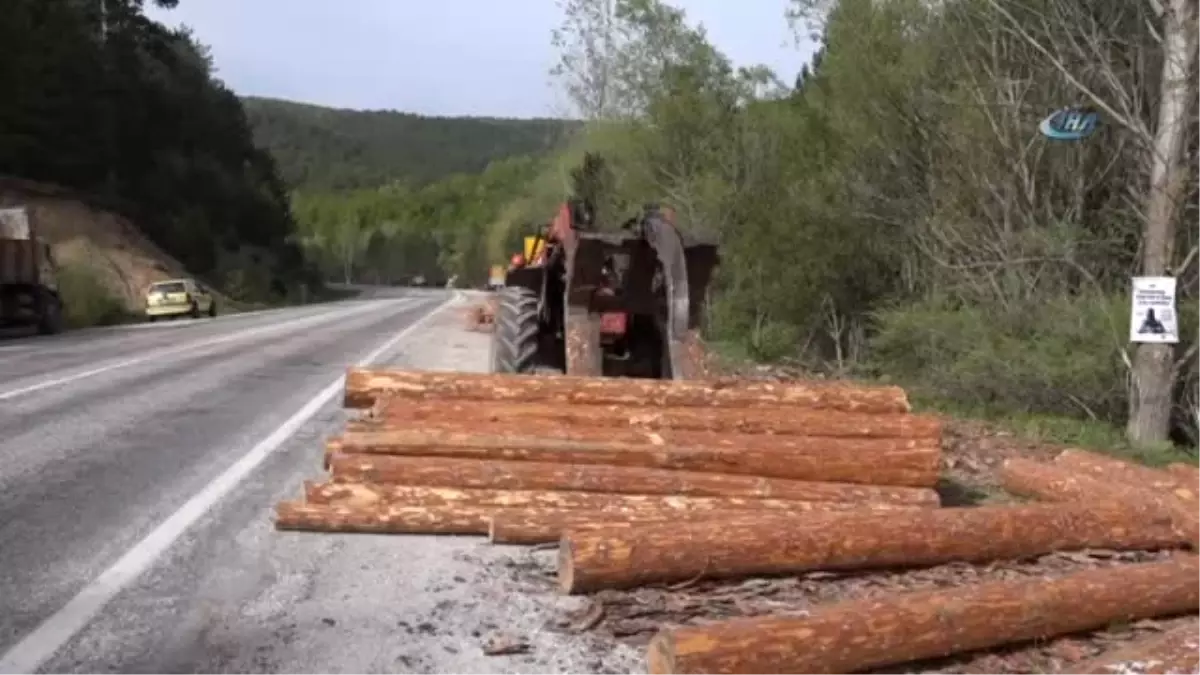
[559, 501, 1189, 593]
[328, 454, 941, 506]
[646, 554, 1200, 674]
[1127, 0, 1199, 445]
[1128, 349, 1176, 445]
[1054, 449, 1196, 501]
[302, 480, 907, 515]
[329, 431, 941, 487]
[1000, 458, 1198, 546]
[366, 399, 942, 440]
[274, 500, 491, 535]
[1064, 618, 1199, 675]
[342, 367, 912, 412]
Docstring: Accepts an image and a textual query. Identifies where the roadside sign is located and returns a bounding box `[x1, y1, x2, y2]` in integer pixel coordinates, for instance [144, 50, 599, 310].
[1130, 276, 1179, 344]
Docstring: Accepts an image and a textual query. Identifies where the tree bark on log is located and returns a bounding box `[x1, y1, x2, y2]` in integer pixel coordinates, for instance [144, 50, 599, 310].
[488, 508, 931, 546]
[327, 454, 941, 506]
[274, 500, 491, 535]
[488, 511, 684, 545]
[323, 438, 343, 470]
[368, 399, 941, 439]
[1063, 619, 1199, 675]
[343, 367, 911, 413]
[559, 501, 1188, 593]
[302, 481, 904, 515]
[645, 554, 1200, 674]
[348, 417, 936, 449]
[1054, 449, 1196, 501]
[330, 430, 940, 487]
[1000, 458, 1199, 547]
[1167, 462, 1200, 495]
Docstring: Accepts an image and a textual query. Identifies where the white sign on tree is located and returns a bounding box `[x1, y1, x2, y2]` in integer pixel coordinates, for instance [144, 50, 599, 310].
[1129, 277, 1179, 344]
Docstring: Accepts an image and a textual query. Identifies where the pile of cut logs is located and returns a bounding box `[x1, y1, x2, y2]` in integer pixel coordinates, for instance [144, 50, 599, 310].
[274, 367, 1200, 674]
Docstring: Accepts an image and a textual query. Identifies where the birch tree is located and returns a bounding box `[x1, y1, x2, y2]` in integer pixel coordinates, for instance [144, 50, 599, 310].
[985, 0, 1198, 444]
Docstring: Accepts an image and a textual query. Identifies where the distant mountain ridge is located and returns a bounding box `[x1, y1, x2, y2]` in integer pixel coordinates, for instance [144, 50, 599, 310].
[241, 96, 580, 191]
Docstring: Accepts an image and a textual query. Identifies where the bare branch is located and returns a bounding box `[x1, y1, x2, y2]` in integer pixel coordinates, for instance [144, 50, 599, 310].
[984, 0, 1151, 141]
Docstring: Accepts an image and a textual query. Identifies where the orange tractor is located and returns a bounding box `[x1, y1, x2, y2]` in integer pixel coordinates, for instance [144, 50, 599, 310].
[492, 199, 719, 380]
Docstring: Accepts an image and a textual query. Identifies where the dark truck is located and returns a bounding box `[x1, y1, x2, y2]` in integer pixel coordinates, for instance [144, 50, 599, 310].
[0, 206, 65, 334]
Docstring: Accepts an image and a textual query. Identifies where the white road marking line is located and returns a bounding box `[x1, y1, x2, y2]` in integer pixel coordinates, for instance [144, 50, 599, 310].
[0, 298, 420, 402]
[0, 292, 461, 675]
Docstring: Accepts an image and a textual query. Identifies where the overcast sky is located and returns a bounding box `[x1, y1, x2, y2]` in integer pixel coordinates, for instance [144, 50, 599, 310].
[145, 1, 816, 119]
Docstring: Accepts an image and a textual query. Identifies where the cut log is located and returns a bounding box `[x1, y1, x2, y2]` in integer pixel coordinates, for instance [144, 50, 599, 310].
[302, 481, 905, 516]
[1001, 458, 1199, 546]
[559, 501, 1188, 593]
[369, 399, 941, 439]
[330, 430, 941, 487]
[1054, 449, 1197, 502]
[488, 511, 685, 545]
[343, 367, 911, 413]
[645, 554, 1200, 674]
[341, 424, 932, 452]
[1064, 619, 1200, 674]
[278, 502, 735, 538]
[323, 438, 344, 470]
[274, 500, 490, 535]
[328, 454, 941, 506]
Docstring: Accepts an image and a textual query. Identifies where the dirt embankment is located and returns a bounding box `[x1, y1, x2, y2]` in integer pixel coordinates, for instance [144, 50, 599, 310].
[0, 176, 193, 311]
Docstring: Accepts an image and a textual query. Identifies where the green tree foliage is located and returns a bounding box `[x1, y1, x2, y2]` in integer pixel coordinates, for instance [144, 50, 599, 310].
[292, 156, 546, 287]
[242, 97, 581, 191]
[525, 0, 1197, 446]
[246, 97, 585, 289]
[0, 0, 314, 301]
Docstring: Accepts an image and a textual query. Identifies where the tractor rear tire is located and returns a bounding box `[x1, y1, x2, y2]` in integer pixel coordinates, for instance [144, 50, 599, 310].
[491, 286, 540, 374]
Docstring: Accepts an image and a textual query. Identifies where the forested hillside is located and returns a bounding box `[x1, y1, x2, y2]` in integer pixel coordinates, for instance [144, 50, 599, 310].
[1, 0, 314, 304]
[480, 0, 1194, 451]
[244, 98, 580, 289]
[243, 97, 579, 191]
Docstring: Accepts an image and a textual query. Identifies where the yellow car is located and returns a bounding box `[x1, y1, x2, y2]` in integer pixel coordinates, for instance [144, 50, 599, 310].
[144, 278, 217, 321]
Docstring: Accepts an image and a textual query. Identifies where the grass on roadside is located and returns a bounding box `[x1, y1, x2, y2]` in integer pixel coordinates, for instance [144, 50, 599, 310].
[910, 396, 1196, 467]
[705, 339, 1198, 469]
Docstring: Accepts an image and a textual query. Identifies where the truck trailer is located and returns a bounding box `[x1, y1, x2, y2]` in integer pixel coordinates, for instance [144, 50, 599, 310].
[0, 206, 65, 334]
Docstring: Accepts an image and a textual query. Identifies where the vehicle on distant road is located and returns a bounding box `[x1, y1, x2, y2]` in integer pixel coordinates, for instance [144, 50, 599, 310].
[144, 278, 216, 321]
[0, 205, 65, 335]
[485, 264, 506, 291]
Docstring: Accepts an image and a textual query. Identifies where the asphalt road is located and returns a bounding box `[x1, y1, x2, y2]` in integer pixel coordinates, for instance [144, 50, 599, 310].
[0, 288, 465, 673]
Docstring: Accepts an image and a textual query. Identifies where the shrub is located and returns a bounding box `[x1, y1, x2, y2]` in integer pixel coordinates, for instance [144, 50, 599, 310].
[869, 292, 1198, 446]
[56, 262, 129, 328]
